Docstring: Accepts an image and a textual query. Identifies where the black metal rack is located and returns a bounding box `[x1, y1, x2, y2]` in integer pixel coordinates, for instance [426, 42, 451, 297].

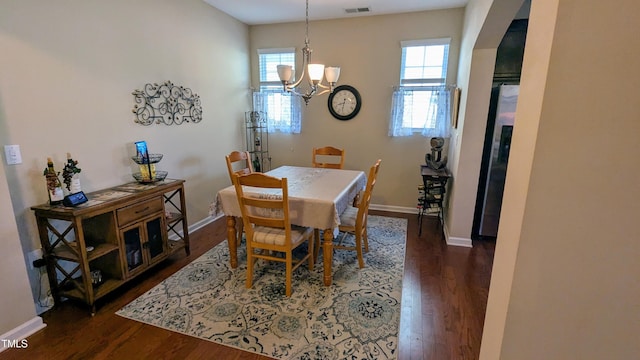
[418, 165, 451, 237]
[244, 111, 271, 172]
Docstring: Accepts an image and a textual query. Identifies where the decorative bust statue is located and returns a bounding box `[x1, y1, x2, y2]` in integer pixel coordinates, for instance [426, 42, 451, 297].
[425, 137, 447, 170]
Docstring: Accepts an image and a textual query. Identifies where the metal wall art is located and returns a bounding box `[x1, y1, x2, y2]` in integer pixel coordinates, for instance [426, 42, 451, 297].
[132, 81, 202, 126]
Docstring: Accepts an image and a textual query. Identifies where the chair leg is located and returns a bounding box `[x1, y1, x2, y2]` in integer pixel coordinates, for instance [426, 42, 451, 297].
[363, 226, 369, 253]
[286, 251, 293, 297]
[236, 221, 244, 247]
[313, 229, 321, 262]
[338, 231, 348, 246]
[308, 233, 315, 270]
[355, 231, 365, 269]
[246, 243, 254, 289]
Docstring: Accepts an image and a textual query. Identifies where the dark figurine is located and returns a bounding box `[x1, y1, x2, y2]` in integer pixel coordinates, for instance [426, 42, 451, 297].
[425, 137, 447, 170]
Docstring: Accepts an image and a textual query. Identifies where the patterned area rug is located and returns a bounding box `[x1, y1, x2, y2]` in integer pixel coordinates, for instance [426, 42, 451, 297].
[117, 215, 407, 359]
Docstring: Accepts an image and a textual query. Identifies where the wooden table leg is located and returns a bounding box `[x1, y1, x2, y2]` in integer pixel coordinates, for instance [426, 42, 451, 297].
[226, 216, 238, 268]
[323, 228, 333, 286]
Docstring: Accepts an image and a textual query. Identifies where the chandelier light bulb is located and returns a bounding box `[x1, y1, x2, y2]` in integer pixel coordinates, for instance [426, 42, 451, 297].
[325, 67, 341, 83]
[308, 64, 325, 82]
[277, 65, 293, 83]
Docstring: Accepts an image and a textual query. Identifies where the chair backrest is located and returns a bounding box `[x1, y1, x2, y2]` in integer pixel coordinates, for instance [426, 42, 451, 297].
[233, 173, 292, 243]
[312, 146, 345, 169]
[356, 159, 382, 227]
[225, 151, 254, 183]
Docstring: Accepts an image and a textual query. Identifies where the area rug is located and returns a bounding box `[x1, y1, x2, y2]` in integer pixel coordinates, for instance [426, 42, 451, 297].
[117, 215, 407, 359]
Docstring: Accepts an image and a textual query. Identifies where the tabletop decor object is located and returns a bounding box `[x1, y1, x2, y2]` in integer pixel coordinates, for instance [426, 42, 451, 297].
[43, 157, 64, 205]
[62, 152, 82, 193]
[118, 215, 407, 360]
[425, 136, 447, 170]
[132, 80, 202, 126]
[131, 141, 167, 183]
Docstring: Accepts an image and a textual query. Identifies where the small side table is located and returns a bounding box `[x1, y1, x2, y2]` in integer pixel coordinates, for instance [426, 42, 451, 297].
[418, 165, 451, 236]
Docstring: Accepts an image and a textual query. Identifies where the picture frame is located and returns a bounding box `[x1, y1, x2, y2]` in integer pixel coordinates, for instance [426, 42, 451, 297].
[452, 87, 461, 129]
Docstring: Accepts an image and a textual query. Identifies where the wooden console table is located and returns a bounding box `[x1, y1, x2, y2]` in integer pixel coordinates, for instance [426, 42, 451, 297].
[31, 179, 189, 315]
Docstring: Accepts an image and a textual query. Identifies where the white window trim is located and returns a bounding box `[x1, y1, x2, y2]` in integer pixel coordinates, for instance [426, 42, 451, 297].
[400, 37, 451, 48]
[257, 47, 296, 87]
[257, 47, 295, 55]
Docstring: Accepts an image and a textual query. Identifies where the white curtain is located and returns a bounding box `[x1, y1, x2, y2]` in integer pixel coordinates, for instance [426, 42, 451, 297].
[422, 86, 451, 138]
[253, 90, 303, 134]
[388, 85, 452, 138]
[388, 87, 413, 137]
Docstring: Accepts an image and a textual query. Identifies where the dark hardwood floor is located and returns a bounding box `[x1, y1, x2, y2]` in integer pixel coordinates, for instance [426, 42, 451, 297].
[1, 211, 494, 360]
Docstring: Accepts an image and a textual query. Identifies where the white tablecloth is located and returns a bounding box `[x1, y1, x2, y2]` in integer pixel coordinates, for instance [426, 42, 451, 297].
[216, 166, 367, 231]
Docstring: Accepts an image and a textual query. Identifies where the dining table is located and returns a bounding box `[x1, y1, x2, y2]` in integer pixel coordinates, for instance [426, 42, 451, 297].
[216, 165, 367, 286]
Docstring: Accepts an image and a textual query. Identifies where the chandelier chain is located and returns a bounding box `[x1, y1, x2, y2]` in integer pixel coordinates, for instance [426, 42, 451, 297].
[305, 0, 310, 46]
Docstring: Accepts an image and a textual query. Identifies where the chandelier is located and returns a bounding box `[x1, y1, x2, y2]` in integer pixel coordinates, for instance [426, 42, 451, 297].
[277, 0, 341, 105]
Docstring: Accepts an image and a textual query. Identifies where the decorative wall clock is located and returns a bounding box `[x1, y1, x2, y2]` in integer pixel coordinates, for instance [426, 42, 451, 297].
[327, 85, 361, 121]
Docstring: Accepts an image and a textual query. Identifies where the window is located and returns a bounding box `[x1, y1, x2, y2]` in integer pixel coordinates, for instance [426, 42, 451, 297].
[389, 38, 452, 137]
[254, 48, 302, 133]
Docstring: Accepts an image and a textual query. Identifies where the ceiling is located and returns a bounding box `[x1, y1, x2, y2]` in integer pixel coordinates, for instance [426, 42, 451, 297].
[202, 0, 469, 25]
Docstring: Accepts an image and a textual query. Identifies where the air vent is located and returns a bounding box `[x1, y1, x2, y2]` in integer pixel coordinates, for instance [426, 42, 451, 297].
[345, 7, 371, 14]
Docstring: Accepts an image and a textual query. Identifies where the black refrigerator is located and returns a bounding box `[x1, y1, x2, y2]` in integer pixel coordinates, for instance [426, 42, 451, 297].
[475, 84, 519, 238]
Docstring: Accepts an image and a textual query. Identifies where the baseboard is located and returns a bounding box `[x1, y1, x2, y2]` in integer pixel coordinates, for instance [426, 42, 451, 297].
[446, 235, 473, 247]
[0, 317, 46, 353]
[187, 216, 217, 233]
[168, 216, 217, 241]
[369, 204, 418, 214]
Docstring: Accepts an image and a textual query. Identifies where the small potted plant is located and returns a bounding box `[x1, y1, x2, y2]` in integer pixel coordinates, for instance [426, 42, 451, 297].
[62, 153, 82, 194]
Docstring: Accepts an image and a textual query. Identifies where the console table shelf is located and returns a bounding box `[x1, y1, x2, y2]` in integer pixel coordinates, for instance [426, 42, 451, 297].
[31, 179, 190, 315]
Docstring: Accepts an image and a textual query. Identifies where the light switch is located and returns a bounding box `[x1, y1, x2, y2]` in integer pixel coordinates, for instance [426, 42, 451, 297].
[4, 144, 22, 165]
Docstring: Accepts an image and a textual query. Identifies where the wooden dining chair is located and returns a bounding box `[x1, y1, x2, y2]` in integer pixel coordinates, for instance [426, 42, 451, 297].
[312, 146, 345, 169]
[225, 150, 254, 183]
[334, 159, 382, 268]
[233, 172, 315, 297]
[225, 150, 254, 251]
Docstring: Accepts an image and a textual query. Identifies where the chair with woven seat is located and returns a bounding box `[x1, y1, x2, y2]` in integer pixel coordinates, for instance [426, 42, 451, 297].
[334, 159, 381, 268]
[312, 146, 345, 169]
[234, 172, 315, 297]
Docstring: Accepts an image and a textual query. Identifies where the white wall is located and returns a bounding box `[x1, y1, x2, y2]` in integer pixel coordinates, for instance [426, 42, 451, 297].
[481, 0, 640, 358]
[0, 0, 250, 315]
[0, 157, 41, 338]
[249, 9, 464, 211]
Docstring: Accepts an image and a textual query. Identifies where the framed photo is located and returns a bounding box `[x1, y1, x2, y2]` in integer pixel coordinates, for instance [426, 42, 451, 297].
[451, 88, 461, 129]
[135, 141, 149, 161]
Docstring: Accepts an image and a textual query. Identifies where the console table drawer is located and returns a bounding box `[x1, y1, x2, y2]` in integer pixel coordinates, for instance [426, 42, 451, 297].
[117, 197, 163, 227]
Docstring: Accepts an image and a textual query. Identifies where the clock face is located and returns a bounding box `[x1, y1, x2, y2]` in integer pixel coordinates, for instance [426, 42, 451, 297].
[328, 85, 361, 120]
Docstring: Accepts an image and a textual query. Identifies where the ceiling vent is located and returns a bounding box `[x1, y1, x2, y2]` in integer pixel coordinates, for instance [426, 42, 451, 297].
[345, 7, 371, 14]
